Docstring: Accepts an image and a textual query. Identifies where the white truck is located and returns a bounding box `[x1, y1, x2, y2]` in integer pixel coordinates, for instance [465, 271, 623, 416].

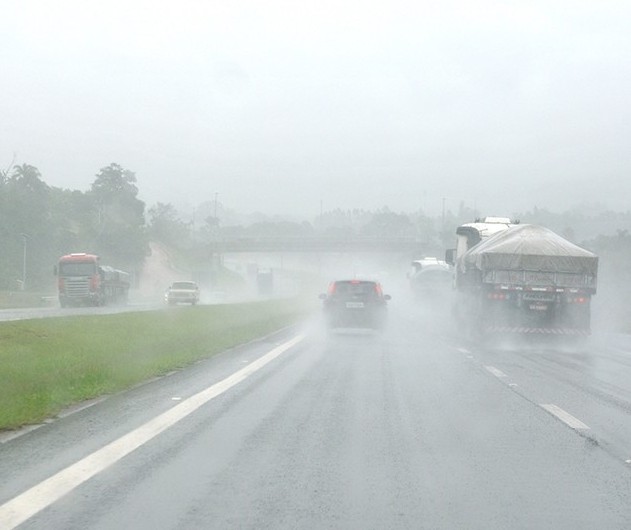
[446, 218, 598, 338]
[408, 257, 452, 300]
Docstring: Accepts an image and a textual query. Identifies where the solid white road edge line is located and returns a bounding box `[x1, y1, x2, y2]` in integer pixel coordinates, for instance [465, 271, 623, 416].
[0, 334, 305, 530]
[540, 404, 590, 430]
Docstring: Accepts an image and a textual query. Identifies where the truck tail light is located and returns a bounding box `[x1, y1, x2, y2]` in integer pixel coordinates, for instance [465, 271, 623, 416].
[568, 296, 588, 304]
[488, 292, 508, 300]
[90, 275, 99, 291]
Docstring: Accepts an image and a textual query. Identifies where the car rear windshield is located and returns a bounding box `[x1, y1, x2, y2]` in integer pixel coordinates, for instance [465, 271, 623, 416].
[171, 282, 196, 289]
[332, 281, 380, 296]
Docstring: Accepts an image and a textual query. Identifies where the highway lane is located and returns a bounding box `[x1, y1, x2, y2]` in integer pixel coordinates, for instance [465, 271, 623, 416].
[1, 306, 631, 529]
[0, 292, 279, 322]
[0, 295, 241, 322]
[459, 331, 631, 465]
[0, 302, 160, 322]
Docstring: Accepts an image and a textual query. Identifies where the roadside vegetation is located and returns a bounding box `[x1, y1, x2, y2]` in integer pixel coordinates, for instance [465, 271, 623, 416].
[0, 297, 316, 431]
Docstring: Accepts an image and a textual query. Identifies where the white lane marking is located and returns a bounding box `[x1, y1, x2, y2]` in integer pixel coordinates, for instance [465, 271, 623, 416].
[0, 334, 305, 530]
[457, 347, 471, 354]
[540, 404, 590, 430]
[485, 366, 507, 378]
[0, 425, 44, 444]
[57, 398, 105, 419]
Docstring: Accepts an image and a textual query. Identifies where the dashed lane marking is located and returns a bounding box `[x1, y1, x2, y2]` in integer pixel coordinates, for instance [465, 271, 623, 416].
[540, 404, 590, 430]
[485, 366, 508, 378]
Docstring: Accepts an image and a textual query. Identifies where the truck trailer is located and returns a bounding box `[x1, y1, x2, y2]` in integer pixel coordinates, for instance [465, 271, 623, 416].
[448, 223, 598, 338]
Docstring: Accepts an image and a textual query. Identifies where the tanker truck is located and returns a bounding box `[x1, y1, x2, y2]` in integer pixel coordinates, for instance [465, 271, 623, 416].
[447, 222, 598, 338]
[408, 257, 452, 300]
[55, 253, 130, 307]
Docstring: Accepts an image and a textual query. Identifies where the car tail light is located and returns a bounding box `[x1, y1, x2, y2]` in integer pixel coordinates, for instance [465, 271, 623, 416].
[374, 283, 383, 296]
[328, 282, 336, 294]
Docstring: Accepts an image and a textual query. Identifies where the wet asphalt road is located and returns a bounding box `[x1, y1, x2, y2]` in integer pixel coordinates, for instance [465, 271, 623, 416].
[2, 305, 631, 529]
[0, 302, 160, 322]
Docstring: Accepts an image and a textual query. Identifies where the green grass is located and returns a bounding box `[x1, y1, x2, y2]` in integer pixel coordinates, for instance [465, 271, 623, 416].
[0, 298, 316, 431]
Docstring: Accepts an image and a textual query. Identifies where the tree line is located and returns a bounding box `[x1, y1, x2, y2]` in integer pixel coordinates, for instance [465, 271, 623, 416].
[0, 163, 147, 290]
[2, 160, 631, 292]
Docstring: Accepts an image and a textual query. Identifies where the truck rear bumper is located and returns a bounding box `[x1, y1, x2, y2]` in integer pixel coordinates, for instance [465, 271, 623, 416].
[485, 326, 590, 336]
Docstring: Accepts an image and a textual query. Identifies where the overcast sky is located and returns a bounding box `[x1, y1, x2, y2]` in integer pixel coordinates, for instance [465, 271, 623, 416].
[2, 0, 630, 218]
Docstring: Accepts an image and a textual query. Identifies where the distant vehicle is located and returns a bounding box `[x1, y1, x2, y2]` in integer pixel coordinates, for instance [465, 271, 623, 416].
[409, 257, 448, 272]
[319, 279, 391, 330]
[408, 258, 452, 299]
[165, 281, 200, 305]
[55, 253, 130, 307]
[257, 268, 274, 296]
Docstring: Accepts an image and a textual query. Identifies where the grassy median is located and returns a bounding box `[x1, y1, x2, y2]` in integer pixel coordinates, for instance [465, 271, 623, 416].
[0, 298, 316, 431]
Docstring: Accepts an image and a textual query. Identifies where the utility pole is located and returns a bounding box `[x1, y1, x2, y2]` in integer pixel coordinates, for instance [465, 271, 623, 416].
[441, 197, 447, 246]
[21, 233, 28, 290]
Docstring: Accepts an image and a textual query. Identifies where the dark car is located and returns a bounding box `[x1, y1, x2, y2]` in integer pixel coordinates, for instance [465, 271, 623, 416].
[319, 279, 391, 329]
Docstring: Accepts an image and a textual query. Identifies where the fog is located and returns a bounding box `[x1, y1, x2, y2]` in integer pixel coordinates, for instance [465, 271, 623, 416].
[4, 3, 631, 519]
[2, 1, 631, 217]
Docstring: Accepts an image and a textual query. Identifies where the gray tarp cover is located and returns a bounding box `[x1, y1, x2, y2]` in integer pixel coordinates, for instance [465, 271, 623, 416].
[461, 224, 598, 274]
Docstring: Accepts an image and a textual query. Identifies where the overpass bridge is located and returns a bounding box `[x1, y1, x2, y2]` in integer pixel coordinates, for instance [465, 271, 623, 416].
[205, 236, 426, 254]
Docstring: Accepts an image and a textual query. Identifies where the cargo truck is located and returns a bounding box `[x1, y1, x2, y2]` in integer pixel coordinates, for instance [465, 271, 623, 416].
[447, 223, 598, 338]
[55, 253, 130, 307]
